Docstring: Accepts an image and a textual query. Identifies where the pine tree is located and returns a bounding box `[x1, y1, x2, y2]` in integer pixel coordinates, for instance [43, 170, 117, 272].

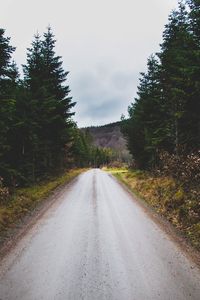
[122, 1, 200, 169]
[0, 28, 15, 93]
[158, 1, 197, 153]
[122, 56, 168, 168]
[186, 0, 200, 148]
[22, 33, 46, 180]
[187, 0, 200, 42]
[70, 127, 91, 167]
[41, 27, 76, 171]
[0, 29, 18, 184]
[23, 33, 43, 96]
[23, 28, 76, 179]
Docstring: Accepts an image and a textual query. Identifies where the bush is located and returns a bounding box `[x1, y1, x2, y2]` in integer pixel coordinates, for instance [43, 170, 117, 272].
[158, 151, 200, 187]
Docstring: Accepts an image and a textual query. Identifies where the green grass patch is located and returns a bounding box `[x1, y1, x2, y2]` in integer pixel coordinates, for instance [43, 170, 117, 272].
[102, 166, 128, 174]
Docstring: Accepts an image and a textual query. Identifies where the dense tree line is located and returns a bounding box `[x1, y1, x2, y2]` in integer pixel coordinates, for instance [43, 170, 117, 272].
[0, 27, 75, 185]
[122, 0, 200, 169]
[71, 127, 115, 167]
[0, 27, 113, 187]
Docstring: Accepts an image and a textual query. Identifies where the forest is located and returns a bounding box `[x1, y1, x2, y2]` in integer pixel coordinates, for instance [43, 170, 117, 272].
[122, 0, 200, 175]
[0, 27, 114, 187]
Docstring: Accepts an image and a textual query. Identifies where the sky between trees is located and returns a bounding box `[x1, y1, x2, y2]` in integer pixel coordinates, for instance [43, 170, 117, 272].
[1, 0, 178, 127]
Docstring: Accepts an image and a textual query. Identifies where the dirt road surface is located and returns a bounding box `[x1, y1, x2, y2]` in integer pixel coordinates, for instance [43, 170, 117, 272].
[0, 169, 200, 299]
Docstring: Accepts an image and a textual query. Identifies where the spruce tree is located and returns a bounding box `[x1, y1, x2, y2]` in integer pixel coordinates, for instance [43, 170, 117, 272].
[158, 1, 197, 153]
[186, 0, 200, 148]
[122, 56, 166, 168]
[41, 27, 76, 171]
[122, 1, 200, 169]
[23, 28, 76, 178]
[0, 28, 15, 94]
[0, 29, 18, 184]
[187, 0, 200, 42]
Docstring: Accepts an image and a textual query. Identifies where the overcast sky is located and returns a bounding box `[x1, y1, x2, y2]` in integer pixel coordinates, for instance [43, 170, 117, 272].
[1, 0, 178, 127]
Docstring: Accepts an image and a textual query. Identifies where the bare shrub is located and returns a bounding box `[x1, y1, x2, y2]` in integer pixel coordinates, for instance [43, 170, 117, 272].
[158, 151, 200, 187]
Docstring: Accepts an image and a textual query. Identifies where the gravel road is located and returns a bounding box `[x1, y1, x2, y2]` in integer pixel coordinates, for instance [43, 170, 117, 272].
[0, 169, 200, 300]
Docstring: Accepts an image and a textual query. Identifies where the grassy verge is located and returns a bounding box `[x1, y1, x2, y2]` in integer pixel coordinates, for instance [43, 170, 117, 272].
[105, 167, 200, 251]
[0, 168, 86, 235]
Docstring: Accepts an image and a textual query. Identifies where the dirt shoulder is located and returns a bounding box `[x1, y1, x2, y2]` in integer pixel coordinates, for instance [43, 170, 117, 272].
[106, 168, 200, 268]
[0, 169, 87, 259]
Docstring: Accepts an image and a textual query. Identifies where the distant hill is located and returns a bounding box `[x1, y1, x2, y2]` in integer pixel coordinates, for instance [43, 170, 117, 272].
[82, 122, 132, 162]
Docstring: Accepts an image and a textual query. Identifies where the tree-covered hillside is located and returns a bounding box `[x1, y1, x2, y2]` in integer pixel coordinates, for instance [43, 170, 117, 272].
[82, 122, 131, 163]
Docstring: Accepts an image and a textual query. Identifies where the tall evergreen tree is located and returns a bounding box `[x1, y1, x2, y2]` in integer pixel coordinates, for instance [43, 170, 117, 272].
[122, 1, 200, 168]
[41, 27, 76, 170]
[187, 0, 200, 42]
[23, 28, 76, 179]
[23, 33, 43, 96]
[186, 0, 200, 148]
[0, 29, 18, 183]
[0, 28, 16, 95]
[158, 1, 197, 153]
[122, 56, 166, 168]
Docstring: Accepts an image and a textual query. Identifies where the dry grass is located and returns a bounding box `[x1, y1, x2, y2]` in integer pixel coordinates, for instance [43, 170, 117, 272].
[106, 167, 200, 251]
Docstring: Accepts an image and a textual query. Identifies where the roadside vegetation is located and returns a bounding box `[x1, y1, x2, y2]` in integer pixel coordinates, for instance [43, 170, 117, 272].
[0, 169, 86, 236]
[106, 163, 200, 251]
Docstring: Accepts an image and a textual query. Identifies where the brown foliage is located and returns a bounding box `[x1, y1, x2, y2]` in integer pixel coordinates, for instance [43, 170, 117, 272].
[158, 151, 200, 187]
